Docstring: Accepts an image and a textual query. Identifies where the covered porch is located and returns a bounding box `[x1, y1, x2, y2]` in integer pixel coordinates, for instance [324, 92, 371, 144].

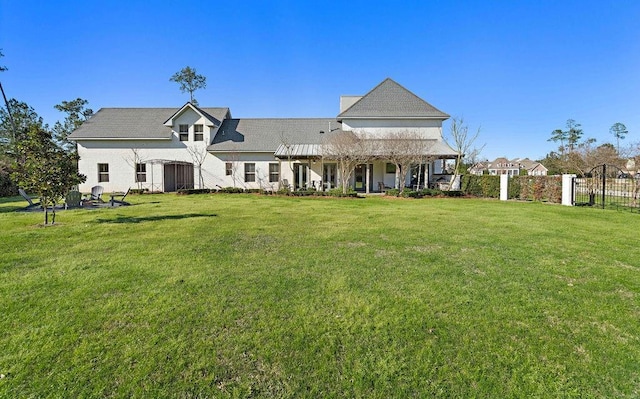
[274, 143, 458, 193]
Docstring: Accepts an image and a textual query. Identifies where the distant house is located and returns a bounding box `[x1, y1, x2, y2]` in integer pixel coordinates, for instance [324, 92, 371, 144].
[69, 78, 459, 193]
[469, 157, 548, 176]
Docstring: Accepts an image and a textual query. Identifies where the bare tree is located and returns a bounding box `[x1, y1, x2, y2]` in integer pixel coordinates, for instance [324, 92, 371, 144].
[187, 144, 208, 189]
[225, 148, 241, 188]
[569, 140, 624, 176]
[447, 117, 482, 189]
[123, 148, 145, 190]
[378, 131, 432, 193]
[278, 132, 296, 190]
[322, 130, 371, 194]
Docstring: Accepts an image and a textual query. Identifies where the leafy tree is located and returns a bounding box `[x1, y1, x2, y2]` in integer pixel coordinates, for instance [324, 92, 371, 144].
[170, 66, 207, 106]
[609, 122, 628, 154]
[537, 151, 564, 175]
[11, 126, 85, 224]
[565, 119, 583, 152]
[548, 129, 567, 153]
[52, 98, 93, 153]
[549, 119, 583, 154]
[0, 99, 46, 157]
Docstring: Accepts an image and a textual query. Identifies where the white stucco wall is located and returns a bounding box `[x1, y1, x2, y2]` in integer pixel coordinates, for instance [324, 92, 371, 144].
[77, 138, 283, 193]
[211, 153, 282, 191]
[77, 109, 245, 193]
[341, 118, 443, 139]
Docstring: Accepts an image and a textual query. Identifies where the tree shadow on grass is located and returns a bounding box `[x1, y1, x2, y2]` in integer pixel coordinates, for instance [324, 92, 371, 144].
[0, 197, 30, 213]
[94, 213, 218, 224]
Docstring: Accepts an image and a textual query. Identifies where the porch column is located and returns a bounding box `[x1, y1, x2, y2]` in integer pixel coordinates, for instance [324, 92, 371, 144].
[395, 167, 399, 189]
[320, 157, 325, 191]
[365, 164, 370, 194]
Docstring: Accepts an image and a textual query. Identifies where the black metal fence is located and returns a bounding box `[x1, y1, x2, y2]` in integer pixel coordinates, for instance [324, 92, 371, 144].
[574, 164, 640, 212]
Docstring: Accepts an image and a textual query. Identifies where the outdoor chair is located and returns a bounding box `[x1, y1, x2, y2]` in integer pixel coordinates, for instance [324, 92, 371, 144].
[65, 190, 82, 209]
[18, 188, 40, 208]
[109, 187, 131, 206]
[84, 185, 104, 202]
[280, 179, 291, 191]
[377, 182, 391, 192]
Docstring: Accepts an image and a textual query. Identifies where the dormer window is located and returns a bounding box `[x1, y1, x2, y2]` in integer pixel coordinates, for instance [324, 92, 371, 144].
[194, 124, 204, 141]
[179, 124, 189, 141]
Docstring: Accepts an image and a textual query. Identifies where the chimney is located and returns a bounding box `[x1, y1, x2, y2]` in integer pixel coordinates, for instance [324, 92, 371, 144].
[340, 96, 362, 113]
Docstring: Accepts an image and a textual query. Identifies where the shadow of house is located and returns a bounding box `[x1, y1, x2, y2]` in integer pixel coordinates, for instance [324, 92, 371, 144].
[94, 213, 218, 224]
[211, 119, 245, 145]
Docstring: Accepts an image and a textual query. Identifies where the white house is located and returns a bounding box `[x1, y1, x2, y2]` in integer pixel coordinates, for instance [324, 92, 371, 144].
[69, 78, 458, 193]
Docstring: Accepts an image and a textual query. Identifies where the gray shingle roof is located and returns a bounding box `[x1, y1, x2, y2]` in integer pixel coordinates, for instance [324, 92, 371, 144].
[68, 107, 230, 140]
[208, 118, 342, 152]
[337, 78, 449, 120]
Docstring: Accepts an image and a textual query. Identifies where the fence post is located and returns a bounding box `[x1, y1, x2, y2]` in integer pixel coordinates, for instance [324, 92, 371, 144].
[500, 174, 508, 201]
[562, 174, 576, 206]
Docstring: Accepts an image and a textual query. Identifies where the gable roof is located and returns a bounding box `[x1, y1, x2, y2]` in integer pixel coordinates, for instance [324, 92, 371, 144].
[68, 107, 229, 140]
[163, 103, 229, 127]
[208, 118, 342, 152]
[337, 78, 449, 120]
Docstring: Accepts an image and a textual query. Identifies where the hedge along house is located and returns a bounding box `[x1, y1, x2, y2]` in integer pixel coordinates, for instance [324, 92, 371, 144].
[69, 78, 458, 193]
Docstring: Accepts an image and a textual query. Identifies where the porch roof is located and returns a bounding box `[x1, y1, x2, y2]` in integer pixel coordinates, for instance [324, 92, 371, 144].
[274, 144, 321, 158]
[274, 139, 459, 159]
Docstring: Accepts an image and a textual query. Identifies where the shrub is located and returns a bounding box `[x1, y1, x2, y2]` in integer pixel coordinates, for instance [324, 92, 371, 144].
[129, 188, 149, 195]
[290, 190, 316, 196]
[461, 175, 500, 198]
[177, 188, 212, 195]
[219, 187, 244, 194]
[543, 176, 562, 203]
[385, 188, 400, 197]
[401, 190, 421, 198]
[442, 190, 463, 197]
[420, 188, 442, 197]
[326, 188, 358, 197]
[508, 176, 522, 199]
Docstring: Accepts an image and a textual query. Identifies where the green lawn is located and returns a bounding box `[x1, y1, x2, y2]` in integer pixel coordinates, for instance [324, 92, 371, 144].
[1, 194, 639, 398]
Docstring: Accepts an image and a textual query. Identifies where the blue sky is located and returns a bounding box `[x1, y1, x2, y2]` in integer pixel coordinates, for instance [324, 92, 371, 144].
[1, 0, 639, 160]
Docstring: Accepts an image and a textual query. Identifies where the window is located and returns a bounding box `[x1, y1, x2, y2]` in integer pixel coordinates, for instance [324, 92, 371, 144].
[225, 162, 233, 176]
[244, 163, 256, 182]
[136, 163, 146, 182]
[194, 124, 204, 141]
[179, 124, 189, 141]
[98, 163, 109, 182]
[386, 163, 396, 174]
[269, 163, 280, 183]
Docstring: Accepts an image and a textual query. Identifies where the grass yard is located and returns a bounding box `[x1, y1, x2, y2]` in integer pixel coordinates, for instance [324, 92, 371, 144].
[0, 193, 639, 398]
